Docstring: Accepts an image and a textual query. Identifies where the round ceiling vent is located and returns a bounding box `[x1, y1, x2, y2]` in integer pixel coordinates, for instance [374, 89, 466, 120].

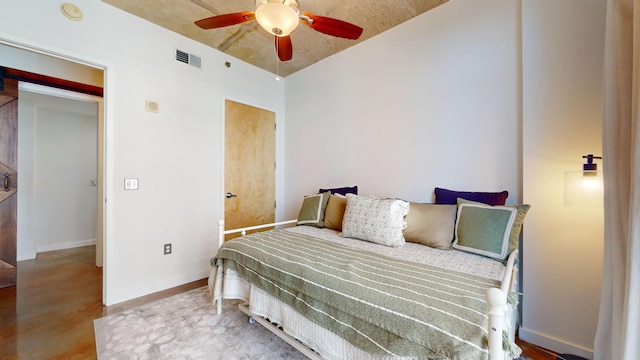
[61, 3, 83, 21]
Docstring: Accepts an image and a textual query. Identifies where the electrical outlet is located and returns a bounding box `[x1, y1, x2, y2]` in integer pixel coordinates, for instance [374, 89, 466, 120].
[164, 243, 172, 255]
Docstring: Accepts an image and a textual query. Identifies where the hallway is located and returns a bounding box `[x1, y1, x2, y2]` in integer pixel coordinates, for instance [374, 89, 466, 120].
[0, 246, 102, 359]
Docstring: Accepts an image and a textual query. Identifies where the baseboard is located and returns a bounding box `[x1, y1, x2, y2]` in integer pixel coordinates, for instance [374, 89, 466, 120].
[37, 239, 97, 253]
[518, 326, 593, 360]
[17, 252, 37, 262]
[105, 269, 210, 306]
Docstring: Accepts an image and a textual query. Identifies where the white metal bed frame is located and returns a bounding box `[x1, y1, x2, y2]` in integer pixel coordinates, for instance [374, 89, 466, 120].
[215, 219, 518, 360]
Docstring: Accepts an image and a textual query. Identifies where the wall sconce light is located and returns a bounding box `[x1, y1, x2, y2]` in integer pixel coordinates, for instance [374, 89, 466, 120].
[582, 154, 602, 174]
[564, 154, 603, 207]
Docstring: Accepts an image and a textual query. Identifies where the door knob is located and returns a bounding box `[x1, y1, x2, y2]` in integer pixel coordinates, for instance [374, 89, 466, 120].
[226, 192, 238, 198]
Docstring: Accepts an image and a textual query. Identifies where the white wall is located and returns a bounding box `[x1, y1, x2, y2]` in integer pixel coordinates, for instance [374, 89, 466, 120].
[35, 95, 97, 252]
[284, 0, 522, 214]
[521, 1, 606, 358]
[1, 0, 286, 305]
[17, 91, 98, 260]
[285, 0, 606, 357]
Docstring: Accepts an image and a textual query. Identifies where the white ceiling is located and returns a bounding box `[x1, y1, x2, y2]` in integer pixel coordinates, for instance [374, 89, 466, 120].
[101, 0, 449, 77]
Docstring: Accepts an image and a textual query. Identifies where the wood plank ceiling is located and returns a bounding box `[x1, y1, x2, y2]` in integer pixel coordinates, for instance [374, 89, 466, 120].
[101, 0, 449, 77]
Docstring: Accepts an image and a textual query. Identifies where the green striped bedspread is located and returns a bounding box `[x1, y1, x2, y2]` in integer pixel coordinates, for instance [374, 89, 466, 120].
[214, 229, 502, 360]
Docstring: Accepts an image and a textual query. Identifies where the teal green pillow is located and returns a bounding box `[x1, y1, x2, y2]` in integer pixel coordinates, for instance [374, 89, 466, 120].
[297, 192, 331, 227]
[453, 198, 530, 260]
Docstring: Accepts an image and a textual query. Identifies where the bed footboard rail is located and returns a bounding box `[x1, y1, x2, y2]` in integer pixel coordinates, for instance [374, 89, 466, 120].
[217, 219, 298, 249]
[487, 249, 519, 360]
[215, 219, 298, 314]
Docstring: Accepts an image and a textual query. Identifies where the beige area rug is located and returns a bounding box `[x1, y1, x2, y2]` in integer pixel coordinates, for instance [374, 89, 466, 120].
[94, 286, 531, 360]
[93, 286, 307, 360]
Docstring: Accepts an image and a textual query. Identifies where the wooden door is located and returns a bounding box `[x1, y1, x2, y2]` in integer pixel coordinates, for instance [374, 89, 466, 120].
[0, 76, 18, 288]
[224, 100, 275, 240]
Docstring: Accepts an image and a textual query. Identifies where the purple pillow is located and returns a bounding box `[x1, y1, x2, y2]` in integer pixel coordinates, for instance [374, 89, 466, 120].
[319, 185, 358, 196]
[434, 187, 508, 206]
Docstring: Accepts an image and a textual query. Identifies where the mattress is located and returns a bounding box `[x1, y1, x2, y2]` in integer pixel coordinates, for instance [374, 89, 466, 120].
[285, 226, 506, 281]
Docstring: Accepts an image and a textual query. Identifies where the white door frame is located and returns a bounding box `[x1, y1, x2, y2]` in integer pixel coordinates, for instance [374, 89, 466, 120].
[1, 36, 113, 305]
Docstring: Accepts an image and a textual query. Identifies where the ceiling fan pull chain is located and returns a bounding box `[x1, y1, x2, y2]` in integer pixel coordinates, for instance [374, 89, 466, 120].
[276, 41, 279, 76]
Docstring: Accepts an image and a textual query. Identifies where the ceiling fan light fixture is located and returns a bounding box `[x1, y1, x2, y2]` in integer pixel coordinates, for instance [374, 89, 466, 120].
[255, 0, 300, 37]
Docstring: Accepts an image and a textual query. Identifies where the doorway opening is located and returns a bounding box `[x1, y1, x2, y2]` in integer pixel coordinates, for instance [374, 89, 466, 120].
[18, 84, 103, 265]
[223, 99, 276, 241]
[0, 41, 109, 304]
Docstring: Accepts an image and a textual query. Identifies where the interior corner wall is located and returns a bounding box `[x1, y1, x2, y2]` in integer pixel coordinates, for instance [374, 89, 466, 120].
[521, 0, 606, 358]
[1, 0, 285, 305]
[283, 0, 522, 216]
[34, 98, 98, 253]
[17, 92, 99, 260]
[284, 0, 607, 357]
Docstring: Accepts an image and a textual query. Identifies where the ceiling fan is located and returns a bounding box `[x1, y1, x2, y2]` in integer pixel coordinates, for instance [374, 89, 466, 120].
[195, 0, 363, 62]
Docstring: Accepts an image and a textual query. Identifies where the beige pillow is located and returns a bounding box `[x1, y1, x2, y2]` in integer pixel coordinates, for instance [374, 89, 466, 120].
[403, 203, 456, 250]
[324, 194, 347, 231]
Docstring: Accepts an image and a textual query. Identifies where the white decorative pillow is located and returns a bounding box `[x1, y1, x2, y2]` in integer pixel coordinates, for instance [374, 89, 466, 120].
[341, 194, 410, 247]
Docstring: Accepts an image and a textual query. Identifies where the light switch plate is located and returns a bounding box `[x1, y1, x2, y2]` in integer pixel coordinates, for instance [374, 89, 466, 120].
[124, 178, 139, 190]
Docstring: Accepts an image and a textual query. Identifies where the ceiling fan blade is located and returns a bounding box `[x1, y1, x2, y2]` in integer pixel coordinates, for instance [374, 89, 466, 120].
[275, 36, 293, 61]
[195, 12, 255, 29]
[302, 12, 363, 40]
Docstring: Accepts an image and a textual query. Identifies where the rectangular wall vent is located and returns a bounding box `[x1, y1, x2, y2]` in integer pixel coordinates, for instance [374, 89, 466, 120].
[175, 49, 202, 69]
[176, 49, 189, 64]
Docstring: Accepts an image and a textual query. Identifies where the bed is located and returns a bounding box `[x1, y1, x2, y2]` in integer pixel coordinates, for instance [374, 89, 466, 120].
[209, 191, 528, 360]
